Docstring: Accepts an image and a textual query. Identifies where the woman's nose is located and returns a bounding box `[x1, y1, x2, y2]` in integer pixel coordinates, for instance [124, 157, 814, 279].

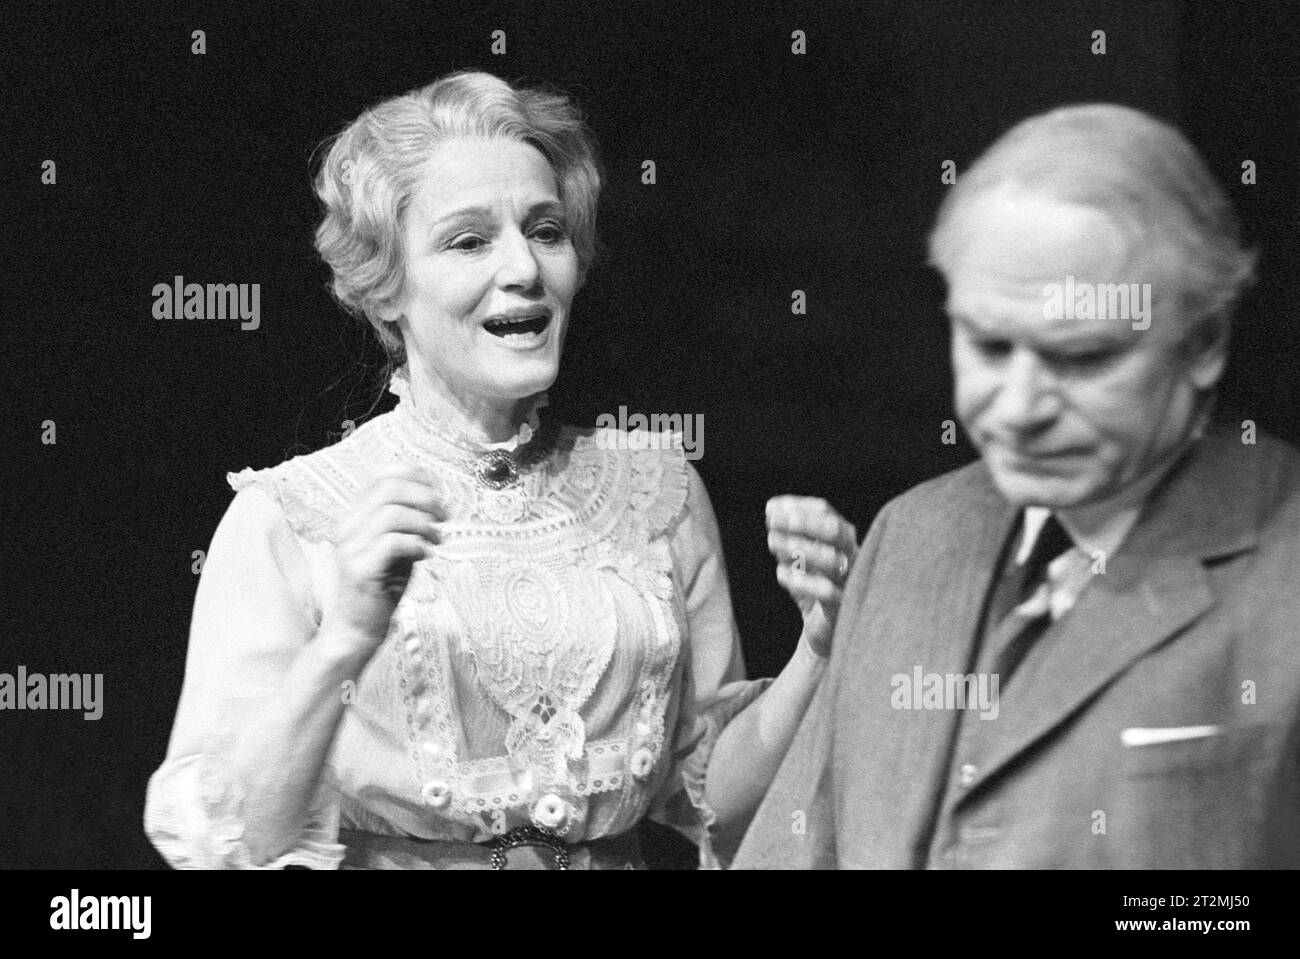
[494, 229, 541, 291]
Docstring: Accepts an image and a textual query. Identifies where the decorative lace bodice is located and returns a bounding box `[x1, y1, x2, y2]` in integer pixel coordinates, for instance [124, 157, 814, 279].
[146, 370, 768, 868]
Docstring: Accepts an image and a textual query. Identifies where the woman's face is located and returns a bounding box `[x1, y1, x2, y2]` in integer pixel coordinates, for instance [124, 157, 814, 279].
[388, 136, 581, 411]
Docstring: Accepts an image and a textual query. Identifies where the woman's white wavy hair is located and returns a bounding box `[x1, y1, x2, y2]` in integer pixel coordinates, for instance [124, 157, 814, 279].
[312, 70, 602, 366]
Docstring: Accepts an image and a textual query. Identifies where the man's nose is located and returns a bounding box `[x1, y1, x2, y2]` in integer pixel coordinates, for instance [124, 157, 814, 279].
[494, 229, 542, 291]
[991, 349, 1060, 430]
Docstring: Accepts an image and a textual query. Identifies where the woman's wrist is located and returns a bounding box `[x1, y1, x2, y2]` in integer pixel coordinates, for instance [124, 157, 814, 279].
[795, 628, 831, 672]
[310, 622, 375, 680]
[797, 627, 831, 663]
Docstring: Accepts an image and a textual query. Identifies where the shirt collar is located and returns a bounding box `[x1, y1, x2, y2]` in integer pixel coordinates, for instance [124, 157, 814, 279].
[1016, 502, 1142, 566]
[386, 363, 547, 453]
[1013, 412, 1212, 566]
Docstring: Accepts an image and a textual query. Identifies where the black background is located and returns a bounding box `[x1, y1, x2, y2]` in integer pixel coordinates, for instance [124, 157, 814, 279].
[3, 0, 1298, 869]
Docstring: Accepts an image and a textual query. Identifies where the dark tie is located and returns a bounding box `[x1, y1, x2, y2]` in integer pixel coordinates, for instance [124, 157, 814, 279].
[980, 514, 1075, 688]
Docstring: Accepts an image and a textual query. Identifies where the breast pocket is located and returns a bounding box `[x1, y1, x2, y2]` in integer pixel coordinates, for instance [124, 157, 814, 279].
[1121, 723, 1280, 777]
[1113, 722, 1289, 867]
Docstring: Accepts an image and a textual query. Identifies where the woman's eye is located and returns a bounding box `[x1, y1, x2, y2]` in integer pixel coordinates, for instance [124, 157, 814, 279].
[530, 223, 567, 243]
[448, 235, 486, 252]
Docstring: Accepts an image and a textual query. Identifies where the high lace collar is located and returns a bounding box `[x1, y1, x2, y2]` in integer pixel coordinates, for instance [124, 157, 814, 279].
[386, 363, 549, 455]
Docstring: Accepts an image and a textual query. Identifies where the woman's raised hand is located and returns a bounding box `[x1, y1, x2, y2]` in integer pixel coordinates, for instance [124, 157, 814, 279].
[319, 461, 447, 661]
[766, 496, 858, 658]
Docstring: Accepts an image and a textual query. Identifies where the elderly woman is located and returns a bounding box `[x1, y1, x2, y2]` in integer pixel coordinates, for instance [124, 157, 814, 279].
[144, 70, 857, 870]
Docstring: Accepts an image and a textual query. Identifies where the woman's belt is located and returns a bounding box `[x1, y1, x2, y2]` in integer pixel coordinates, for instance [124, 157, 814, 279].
[338, 825, 643, 870]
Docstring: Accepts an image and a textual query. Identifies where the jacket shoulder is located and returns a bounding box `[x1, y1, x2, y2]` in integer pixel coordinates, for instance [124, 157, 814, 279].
[875, 457, 996, 526]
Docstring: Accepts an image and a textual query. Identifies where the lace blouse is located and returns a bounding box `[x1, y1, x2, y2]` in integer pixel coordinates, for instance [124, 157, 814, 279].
[144, 371, 769, 869]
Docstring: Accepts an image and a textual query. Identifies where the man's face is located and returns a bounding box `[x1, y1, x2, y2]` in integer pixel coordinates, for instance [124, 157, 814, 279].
[946, 187, 1224, 510]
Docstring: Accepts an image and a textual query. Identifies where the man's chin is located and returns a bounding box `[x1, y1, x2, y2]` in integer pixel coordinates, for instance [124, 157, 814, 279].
[987, 468, 1099, 510]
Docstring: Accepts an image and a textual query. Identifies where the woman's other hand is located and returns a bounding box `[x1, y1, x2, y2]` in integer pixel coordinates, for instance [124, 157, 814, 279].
[319, 461, 446, 661]
[766, 496, 858, 658]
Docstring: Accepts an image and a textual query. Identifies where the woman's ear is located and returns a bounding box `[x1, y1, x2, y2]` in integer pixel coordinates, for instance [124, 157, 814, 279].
[376, 299, 405, 324]
[1186, 312, 1230, 391]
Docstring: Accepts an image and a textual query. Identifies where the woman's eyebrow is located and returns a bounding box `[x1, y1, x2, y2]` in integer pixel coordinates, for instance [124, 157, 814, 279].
[429, 205, 494, 228]
[526, 199, 565, 217]
[429, 199, 564, 229]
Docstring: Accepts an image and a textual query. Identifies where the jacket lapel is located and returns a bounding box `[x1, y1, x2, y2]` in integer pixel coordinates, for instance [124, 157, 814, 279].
[957, 427, 1260, 799]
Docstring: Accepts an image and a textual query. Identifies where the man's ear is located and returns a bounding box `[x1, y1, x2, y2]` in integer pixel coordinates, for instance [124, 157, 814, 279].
[1185, 312, 1230, 390]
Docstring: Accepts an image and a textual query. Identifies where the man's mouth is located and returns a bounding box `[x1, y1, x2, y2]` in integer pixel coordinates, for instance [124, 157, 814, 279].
[993, 444, 1091, 474]
[483, 310, 552, 338]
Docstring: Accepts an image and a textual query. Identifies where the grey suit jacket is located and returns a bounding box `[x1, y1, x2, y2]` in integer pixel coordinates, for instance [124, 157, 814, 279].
[733, 426, 1300, 868]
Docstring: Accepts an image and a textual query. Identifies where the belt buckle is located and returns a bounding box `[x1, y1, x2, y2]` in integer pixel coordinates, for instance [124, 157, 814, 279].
[489, 824, 571, 870]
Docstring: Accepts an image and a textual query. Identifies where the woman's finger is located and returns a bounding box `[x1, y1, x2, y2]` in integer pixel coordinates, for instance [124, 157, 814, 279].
[354, 504, 444, 546]
[362, 532, 436, 576]
[775, 562, 844, 606]
[768, 531, 846, 577]
[766, 496, 857, 552]
[358, 476, 448, 518]
[338, 471, 448, 540]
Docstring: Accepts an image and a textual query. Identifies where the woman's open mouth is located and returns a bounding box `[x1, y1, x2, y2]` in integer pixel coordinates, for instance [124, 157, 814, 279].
[483, 311, 552, 339]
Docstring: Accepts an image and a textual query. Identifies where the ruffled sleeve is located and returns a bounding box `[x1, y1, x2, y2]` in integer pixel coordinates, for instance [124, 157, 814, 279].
[143, 482, 346, 869]
[650, 461, 772, 869]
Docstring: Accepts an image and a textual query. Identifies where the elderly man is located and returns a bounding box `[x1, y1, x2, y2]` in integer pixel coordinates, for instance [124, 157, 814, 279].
[735, 104, 1300, 869]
